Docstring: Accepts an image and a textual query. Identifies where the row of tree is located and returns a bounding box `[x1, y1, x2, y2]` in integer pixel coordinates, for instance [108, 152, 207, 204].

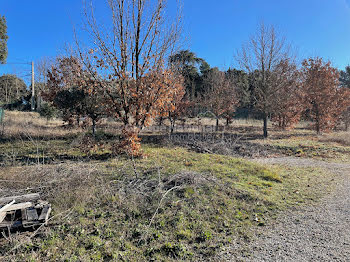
[0, 74, 27, 105]
[164, 24, 350, 137]
[1, 1, 350, 156]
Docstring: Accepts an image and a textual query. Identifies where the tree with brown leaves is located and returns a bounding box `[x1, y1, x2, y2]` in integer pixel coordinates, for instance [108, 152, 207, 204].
[74, 0, 184, 156]
[202, 68, 238, 131]
[166, 91, 188, 134]
[46, 56, 106, 135]
[301, 57, 350, 133]
[271, 59, 304, 130]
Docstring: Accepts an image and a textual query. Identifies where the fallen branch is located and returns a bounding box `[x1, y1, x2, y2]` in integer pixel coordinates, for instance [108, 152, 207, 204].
[138, 185, 181, 245]
[148, 185, 181, 229]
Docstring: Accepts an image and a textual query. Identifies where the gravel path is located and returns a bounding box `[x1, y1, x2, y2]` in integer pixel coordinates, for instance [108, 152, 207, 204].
[220, 157, 350, 262]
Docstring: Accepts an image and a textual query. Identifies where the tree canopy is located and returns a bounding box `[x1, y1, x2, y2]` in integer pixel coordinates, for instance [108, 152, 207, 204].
[340, 66, 350, 88]
[0, 74, 28, 105]
[169, 50, 207, 100]
[302, 57, 350, 133]
[236, 23, 293, 137]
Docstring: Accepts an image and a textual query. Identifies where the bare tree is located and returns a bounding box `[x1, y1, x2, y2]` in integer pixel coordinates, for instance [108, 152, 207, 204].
[72, 0, 184, 156]
[36, 57, 53, 83]
[342, 108, 350, 131]
[270, 59, 303, 129]
[35, 57, 53, 110]
[236, 22, 292, 137]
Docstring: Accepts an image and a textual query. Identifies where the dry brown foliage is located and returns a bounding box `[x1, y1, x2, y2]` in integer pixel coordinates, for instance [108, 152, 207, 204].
[74, 0, 184, 156]
[271, 59, 304, 130]
[302, 57, 350, 133]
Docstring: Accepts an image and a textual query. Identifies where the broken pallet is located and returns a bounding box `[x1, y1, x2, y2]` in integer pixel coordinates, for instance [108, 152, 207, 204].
[0, 193, 51, 230]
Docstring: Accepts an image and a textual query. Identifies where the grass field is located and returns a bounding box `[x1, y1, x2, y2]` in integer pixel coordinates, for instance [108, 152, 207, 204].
[0, 111, 346, 261]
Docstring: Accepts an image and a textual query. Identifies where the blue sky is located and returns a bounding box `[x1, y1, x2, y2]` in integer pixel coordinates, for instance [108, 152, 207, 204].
[1, 0, 350, 81]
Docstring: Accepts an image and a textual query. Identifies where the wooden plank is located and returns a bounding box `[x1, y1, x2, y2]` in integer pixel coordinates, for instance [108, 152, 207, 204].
[22, 220, 42, 228]
[0, 200, 15, 213]
[0, 193, 40, 205]
[38, 205, 51, 221]
[21, 208, 27, 221]
[0, 212, 6, 223]
[0, 202, 33, 212]
[26, 208, 38, 221]
[0, 220, 22, 229]
[21, 208, 30, 227]
[0, 200, 15, 222]
[0, 193, 52, 230]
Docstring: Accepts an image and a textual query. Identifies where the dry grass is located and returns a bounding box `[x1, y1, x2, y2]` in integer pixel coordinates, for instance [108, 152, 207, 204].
[0, 146, 335, 261]
[0, 111, 317, 140]
[0, 110, 347, 261]
[0, 163, 106, 212]
[2, 110, 82, 139]
[319, 131, 350, 146]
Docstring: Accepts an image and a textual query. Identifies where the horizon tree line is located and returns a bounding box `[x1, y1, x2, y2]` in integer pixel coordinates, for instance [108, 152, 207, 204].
[1, 4, 350, 155]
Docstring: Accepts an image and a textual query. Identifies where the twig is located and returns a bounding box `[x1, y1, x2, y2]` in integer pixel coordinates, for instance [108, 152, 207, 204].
[131, 155, 139, 179]
[147, 185, 181, 228]
[138, 185, 181, 245]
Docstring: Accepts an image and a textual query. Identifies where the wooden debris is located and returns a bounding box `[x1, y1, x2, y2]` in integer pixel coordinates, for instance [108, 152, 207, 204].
[1, 202, 33, 212]
[0, 193, 40, 205]
[0, 200, 15, 223]
[0, 213, 6, 223]
[38, 205, 52, 223]
[0, 193, 51, 231]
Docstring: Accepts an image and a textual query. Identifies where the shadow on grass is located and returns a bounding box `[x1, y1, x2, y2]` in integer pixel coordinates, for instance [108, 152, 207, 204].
[0, 152, 114, 167]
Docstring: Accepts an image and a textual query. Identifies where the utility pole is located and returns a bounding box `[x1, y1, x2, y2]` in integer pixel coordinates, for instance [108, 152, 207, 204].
[31, 61, 35, 111]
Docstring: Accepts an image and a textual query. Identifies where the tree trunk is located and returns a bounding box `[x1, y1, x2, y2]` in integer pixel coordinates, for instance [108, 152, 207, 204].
[263, 115, 268, 138]
[345, 121, 348, 131]
[191, 81, 195, 101]
[170, 123, 174, 134]
[226, 117, 229, 126]
[158, 116, 163, 126]
[216, 118, 219, 131]
[36, 95, 41, 111]
[92, 119, 96, 136]
[315, 104, 320, 134]
[316, 117, 320, 134]
[170, 118, 175, 134]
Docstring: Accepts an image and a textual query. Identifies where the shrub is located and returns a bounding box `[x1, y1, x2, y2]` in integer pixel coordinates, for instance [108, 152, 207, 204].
[39, 102, 56, 122]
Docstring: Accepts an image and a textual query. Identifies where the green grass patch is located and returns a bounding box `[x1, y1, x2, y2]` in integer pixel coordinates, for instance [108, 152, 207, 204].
[256, 136, 350, 163]
[0, 144, 335, 261]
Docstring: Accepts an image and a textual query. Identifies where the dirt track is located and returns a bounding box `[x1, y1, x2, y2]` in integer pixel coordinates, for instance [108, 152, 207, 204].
[221, 157, 350, 262]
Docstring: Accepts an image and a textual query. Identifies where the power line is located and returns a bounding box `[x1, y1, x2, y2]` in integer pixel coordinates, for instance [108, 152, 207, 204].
[0, 62, 31, 65]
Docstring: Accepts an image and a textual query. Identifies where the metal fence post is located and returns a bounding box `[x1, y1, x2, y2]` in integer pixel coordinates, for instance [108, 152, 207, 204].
[0, 107, 4, 136]
[0, 108, 4, 124]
